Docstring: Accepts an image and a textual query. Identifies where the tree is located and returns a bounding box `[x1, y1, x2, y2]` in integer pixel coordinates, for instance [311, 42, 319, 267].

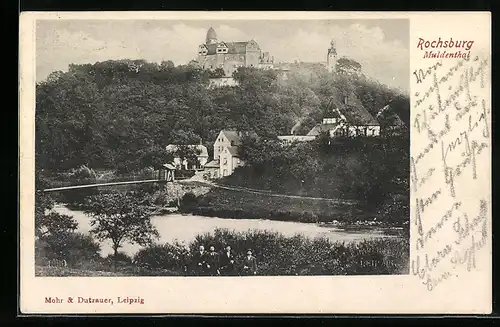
[139, 145, 175, 170]
[83, 192, 160, 258]
[209, 68, 225, 78]
[336, 57, 362, 75]
[35, 191, 78, 237]
[166, 145, 202, 170]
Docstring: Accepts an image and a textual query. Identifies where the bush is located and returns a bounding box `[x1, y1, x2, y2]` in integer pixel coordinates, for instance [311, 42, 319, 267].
[134, 242, 189, 271]
[104, 252, 133, 266]
[35, 232, 101, 267]
[179, 228, 409, 276]
[179, 192, 198, 211]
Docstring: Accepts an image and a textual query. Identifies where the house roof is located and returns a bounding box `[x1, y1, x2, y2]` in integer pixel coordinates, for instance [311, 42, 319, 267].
[221, 130, 243, 145]
[376, 105, 406, 127]
[341, 105, 380, 126]
[325, 93, 380, 126]
[226, 146, 240, 157]
[166, 144, 209, 157]
[205, 159, 220, 168]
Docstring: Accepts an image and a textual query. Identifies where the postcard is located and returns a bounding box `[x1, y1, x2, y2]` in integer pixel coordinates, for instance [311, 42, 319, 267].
[19, 11, 491, 314]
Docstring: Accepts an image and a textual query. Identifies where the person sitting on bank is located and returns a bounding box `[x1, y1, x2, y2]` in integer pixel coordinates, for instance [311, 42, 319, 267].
[219, 245, 236, 276]
[193, 245, 208, 275]
[206, 245, 220, 276]
[242, 249, 257, 276]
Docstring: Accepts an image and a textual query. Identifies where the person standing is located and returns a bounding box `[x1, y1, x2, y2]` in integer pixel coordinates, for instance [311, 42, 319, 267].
[242, 249, 257, 276]
[206, 245, 220, 276]
[219, 245, 236, 276]
[192, 245, 208, 276]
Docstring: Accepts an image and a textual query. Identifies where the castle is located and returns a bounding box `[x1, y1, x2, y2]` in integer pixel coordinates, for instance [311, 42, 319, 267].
[196, 27, 275, 77]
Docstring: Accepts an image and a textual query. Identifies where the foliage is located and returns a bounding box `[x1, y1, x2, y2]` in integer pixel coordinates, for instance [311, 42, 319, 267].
[166, 145, 202, 169]
[36, 60, 408, 173]
[83, 191, 160, 256]
[138, 228, 409, 276]
[336, 57, 362, 73]
[35, 191, 78, 237]
[134, 241, 190, 271]
[225, 133, 409, 205]
[35, 231, 101, 267]
[179, 192, 199, 212]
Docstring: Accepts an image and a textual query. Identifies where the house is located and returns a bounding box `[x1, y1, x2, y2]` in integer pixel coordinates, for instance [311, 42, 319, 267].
[307, 93, 381, 138]
[165, 144, 209, 170]
[219, 145, 243, 178]
[205, 130, 249, 179]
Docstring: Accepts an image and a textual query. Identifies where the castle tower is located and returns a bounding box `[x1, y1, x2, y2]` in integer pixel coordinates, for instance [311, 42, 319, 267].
[327, 40, 337, 72]
[206, 27, 217, 45]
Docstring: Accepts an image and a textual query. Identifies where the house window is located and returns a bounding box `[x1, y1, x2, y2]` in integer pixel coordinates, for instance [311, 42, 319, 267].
[223, 169, 228, 176]
[223, 158, 228, 165]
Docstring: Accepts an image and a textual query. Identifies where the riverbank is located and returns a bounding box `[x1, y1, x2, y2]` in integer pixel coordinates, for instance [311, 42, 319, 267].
[181, 187, 409, 229]
[36, 226, 409, 276]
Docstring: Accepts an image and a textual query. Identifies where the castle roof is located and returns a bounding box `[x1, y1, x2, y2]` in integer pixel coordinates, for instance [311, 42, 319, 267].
[201, 41, 260, 55]
[206, 27, 217, 40]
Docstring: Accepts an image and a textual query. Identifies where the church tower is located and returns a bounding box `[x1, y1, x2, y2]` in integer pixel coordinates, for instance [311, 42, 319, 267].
[206, 27, 217, 45]
[327, 40, 337, 72]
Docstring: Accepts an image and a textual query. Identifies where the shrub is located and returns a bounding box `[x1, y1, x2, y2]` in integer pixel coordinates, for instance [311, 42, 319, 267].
[104, 252, 133, 266]
[134, 242, 189, 271]
[35, 232, 101, 267]
[179, 192, 198, 211]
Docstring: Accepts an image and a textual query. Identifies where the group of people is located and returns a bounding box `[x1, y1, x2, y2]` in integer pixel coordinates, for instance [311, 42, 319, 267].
[186, 245, 258, 276]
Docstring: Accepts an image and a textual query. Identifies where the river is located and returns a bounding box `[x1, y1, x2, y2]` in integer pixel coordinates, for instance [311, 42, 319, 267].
[53, 205, 400, 257]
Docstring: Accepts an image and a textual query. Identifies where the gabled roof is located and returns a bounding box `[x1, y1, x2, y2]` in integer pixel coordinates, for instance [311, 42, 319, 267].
[325, 93, 379, 126]
[340, 105, 379, 126]
[166, 144, 209, 157]
[376, 105, 406, 127]
[220, 130, 242, 145]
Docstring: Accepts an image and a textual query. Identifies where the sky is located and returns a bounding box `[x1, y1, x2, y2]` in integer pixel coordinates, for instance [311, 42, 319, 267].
[36, 19, 409, 92]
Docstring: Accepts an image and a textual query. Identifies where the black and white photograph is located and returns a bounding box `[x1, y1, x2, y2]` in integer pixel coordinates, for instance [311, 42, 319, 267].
[34, 19, 410, 277]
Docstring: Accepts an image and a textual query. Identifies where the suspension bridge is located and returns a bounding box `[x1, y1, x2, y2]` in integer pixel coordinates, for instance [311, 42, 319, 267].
[42, 166, 177, 193]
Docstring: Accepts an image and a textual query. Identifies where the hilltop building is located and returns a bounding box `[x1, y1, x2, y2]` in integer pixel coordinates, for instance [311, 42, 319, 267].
[196, 27, 275, 79]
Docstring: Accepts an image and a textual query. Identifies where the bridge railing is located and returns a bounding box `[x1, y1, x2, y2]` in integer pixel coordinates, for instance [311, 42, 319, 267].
[40, 169, 178, 190]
